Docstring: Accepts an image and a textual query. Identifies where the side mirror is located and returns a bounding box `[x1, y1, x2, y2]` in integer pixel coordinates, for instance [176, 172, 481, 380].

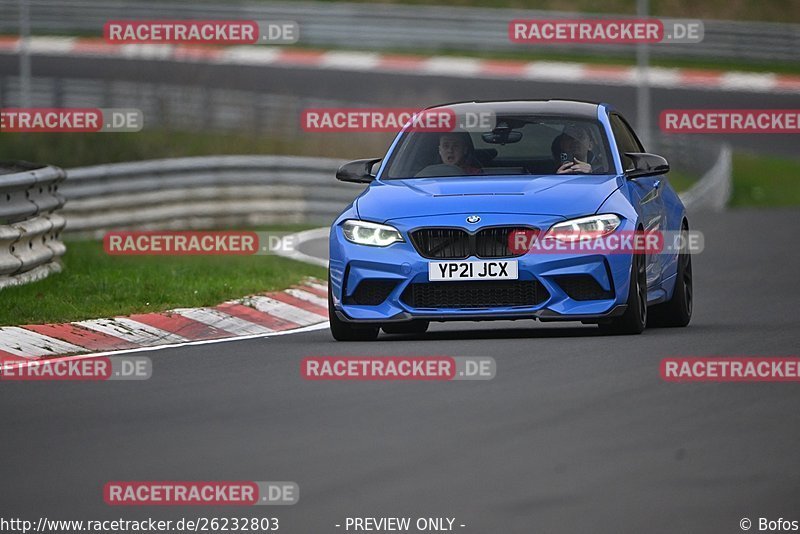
[624, 152, 669, 179]
[336, 158, 381, 184]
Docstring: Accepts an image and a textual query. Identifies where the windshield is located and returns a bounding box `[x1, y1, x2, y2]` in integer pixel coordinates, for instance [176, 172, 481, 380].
[383, 115, 614, 179]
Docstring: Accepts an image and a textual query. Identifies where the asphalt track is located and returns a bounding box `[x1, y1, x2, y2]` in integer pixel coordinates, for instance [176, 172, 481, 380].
[1, 54, 800, 157]
[2, 209, 800, 533]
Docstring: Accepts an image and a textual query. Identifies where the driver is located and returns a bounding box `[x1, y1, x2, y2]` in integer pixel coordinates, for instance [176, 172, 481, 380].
[438, 132, 482, 175]
[553, 123, 605, 174]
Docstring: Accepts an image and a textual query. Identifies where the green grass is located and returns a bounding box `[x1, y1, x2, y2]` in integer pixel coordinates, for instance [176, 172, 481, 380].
[666, 170, 694, 192]
[730, 153, 800, 207]
[0, 236, 327, 326]
[667, 153, 800, 204]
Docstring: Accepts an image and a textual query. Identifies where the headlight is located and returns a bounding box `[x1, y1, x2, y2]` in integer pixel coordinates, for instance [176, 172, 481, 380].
[342, 220, 405, 247]
[546, 214, 621, 241]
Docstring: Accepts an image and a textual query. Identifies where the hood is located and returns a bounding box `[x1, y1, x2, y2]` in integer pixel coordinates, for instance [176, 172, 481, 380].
[356, 174, 623, 223]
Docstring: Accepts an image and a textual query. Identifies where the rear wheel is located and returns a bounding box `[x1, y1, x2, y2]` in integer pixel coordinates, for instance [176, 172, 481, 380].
[599, 250, 647, 335]
[382, 321, 430, 335]
[648, 224, 692, 327]
[328, 273, 379, 342]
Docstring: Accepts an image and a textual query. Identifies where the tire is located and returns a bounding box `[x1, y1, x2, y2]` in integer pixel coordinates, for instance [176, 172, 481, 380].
[328, 273, 380, 342]
[382, 321, 430, 335]
[648, 224, 693, 328]
[599, 249, 647, 335]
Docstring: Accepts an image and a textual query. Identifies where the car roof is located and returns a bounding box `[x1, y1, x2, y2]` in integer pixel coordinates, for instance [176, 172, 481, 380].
[425, 99, 604, 119]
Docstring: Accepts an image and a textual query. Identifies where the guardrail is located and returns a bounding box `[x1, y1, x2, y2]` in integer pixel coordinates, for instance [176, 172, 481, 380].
[2, 0, 797, 63]
[0, 162, 67, 290]
[680, 144, 732, 212]
[60, 156, 363, 235]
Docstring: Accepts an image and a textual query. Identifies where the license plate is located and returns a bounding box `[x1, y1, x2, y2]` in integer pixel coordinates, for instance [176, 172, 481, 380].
[428, 260, 518, 281]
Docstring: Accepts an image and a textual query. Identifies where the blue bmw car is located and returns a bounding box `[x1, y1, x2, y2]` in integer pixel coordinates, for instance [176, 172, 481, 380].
[328, 100, 692, 341]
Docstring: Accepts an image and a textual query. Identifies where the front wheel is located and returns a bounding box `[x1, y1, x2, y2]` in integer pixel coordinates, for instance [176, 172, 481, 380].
[599, 251, 647, 335]
[328, 274, 379, 342]
[648, 225, 693, 328]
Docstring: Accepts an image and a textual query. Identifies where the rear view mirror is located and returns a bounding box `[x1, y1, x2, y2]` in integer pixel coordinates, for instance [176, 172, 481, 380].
[481, 122, 523, 145]
[336, 158, 381, 183]
[482, 131, 523, 145]
[624, 152, 669, 179]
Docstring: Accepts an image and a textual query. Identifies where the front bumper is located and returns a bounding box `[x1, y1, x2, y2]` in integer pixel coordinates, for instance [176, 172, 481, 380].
[329, 214, 635, 324]
[333, 304, 628, 324]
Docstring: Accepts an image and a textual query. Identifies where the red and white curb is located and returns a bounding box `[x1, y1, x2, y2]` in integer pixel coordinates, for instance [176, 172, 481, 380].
[0, 36, 798, 94]
[0, 277, 329, 363]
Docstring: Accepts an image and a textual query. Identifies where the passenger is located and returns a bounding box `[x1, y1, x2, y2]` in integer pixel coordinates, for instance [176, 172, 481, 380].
[437, 132, 482, 175]
[552, 123, 605, 174]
